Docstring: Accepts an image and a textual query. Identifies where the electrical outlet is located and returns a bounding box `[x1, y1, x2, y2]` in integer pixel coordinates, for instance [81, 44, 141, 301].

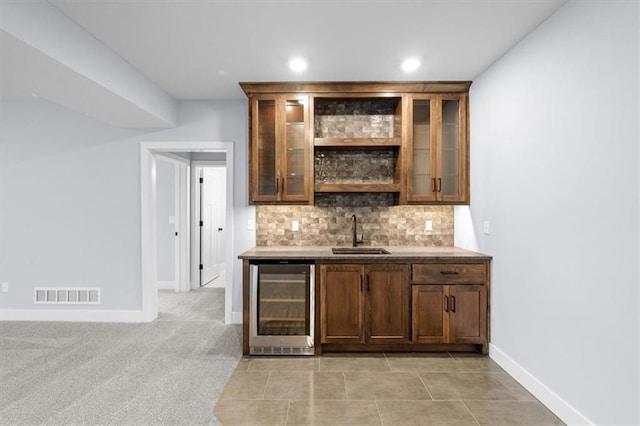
[292, 220, 299, 231]
[1, 282, 8, 293]
[483, 221, 490, 235]
[425, 220, 433, 231]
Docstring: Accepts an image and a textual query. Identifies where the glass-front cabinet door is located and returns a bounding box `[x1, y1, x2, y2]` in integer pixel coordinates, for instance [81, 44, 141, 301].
[282, 98, 308, 201]
[406, 94, 468, 203]
[250, 95, 310, 203]
[255, 99, 277, 199]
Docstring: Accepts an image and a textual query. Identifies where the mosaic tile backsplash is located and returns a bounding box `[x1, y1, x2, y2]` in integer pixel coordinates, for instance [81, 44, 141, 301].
[314, 98, 401, 138]
[256, 196, 453, 247]
[315, 150, 398, 184]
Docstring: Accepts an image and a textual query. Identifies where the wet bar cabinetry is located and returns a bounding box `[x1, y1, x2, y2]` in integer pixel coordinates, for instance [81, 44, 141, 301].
[313, 96, 403, 196]
[318, 259, 489, 354]
[406, 94, 469, 203]
[240, 82, 471, 205]
[412, 262, 489, 354]
[247, 94, 312, 203]
[239, 246, 491, 355]
[319, 263, 410, 345]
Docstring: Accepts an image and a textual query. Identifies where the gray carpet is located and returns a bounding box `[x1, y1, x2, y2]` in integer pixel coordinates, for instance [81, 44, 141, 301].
[0, 288, 242, 425]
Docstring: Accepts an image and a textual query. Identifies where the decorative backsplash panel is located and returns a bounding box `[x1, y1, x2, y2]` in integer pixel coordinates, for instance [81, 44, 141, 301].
[315, 150, 398, 184]
[314, 98, 401, 138]
[256, 195, 454, 247]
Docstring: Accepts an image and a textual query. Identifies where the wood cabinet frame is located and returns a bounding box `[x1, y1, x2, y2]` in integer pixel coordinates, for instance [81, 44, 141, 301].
[241, 256, 491, 356]
[241, 82, 471, 205]
[404, 93, 469, 204]
[411, 260, 490, 355]
[247, 94, 313, 204]
[319, 262, 410, 347]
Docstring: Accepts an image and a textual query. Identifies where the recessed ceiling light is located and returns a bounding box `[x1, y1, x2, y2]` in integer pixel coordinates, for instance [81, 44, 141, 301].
[401, 58, 421, 72]
[289, 57, 307, 73]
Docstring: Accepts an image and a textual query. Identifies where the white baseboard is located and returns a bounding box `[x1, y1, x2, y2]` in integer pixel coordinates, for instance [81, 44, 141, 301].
[231, 311, 242, 324]
[0, 309, 148, 323]
[157, 280, 177, 290]
[489, 343, 592, 425]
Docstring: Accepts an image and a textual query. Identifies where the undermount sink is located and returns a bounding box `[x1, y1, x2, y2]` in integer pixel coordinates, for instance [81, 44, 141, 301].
[331, 247, 391, 255]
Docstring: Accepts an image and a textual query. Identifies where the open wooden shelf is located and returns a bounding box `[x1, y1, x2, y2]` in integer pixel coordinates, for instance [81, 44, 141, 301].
[314, 183, 401, 193]
[314, 137, 401, 148]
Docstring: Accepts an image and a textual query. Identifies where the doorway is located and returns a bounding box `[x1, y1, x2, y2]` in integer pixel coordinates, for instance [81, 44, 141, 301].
[140, 141, 234, 324]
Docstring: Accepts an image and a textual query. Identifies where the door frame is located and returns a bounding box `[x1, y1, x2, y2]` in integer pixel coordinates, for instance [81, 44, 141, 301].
[141, 141, 235, 323]
[191, 161, 227, 289]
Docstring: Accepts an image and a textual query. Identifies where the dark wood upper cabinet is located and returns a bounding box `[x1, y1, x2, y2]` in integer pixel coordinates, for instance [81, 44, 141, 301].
[405, 94, 469, 204]
[247, 94, 312, 204]
[240, 82, 471, 205]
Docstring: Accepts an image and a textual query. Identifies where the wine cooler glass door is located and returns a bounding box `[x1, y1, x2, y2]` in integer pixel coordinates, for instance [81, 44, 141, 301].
[250, 264, 315, 354]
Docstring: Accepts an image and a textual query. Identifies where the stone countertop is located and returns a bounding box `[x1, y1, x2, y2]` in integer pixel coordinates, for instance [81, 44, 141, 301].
[238, 246, 491, 261]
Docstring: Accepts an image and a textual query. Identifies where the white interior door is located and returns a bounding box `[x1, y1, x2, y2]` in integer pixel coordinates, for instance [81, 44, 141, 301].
[200, 166, 226, 286]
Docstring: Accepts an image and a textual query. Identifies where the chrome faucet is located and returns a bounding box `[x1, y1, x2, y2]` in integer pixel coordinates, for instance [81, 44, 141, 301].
[351, 214, 364, 247]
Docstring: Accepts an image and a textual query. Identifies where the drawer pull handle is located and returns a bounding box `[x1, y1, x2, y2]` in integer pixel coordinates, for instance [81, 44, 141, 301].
[444, 296, 449, 312]
[440, 270, 460, 275]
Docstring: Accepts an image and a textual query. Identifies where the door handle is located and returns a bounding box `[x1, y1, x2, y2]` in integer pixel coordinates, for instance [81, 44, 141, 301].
[444, 295, 449, 312]
[218, 228, 223, 232]
[432, 178, 437, 193]
[437, 178, 442, 193]
[451, 296, 456, 313]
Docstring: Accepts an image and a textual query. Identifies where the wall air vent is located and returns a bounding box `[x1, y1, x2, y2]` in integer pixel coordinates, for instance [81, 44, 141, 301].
[34, 288, 100, 305]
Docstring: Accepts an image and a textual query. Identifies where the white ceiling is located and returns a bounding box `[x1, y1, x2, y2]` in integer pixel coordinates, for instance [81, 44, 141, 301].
[1, 0, 567, 126]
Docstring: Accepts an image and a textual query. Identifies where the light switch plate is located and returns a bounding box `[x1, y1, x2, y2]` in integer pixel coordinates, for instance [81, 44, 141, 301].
[483, 221, 490, 235]
[292, 220, 299, 231]
[247, 219, 255, 230]
[425, 220, 433, 231]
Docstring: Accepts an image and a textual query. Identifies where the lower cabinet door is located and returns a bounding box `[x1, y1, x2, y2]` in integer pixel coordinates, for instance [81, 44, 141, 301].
[320, 264, 364, 344]
[412, 285, 448, 343]
[412, 284, 487, 344]
[366, 264, 410, 344]
[448, 285, 487, 344]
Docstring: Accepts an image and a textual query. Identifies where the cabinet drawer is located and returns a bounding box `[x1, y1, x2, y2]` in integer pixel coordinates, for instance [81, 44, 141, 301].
[412, 263, 486, 284]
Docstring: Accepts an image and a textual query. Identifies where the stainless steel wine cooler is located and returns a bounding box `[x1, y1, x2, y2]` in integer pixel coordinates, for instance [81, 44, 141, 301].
[249, 262, 315, 355]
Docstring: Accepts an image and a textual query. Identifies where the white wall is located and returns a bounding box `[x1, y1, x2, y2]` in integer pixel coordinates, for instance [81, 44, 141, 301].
[0, 99, 253, 317]
[457, 1, 639, 424]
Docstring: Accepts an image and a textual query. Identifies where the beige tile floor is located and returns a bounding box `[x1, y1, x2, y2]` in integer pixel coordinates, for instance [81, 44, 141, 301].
[213, 352, 564, 425]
